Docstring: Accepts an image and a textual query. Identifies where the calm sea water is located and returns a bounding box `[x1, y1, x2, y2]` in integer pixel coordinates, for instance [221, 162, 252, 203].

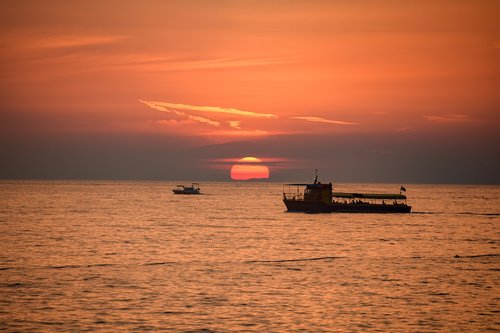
[0, 180, 499, 332]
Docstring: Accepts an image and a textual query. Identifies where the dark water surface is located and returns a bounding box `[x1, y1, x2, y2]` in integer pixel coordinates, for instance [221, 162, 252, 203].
[1, 181, 499, 332]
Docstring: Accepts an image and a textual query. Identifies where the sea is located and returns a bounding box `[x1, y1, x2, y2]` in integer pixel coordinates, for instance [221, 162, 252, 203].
[0, 180, 499, 332]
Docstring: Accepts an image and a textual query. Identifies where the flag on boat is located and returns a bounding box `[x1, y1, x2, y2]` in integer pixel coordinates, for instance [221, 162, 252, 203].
[400, 186, 406, 192]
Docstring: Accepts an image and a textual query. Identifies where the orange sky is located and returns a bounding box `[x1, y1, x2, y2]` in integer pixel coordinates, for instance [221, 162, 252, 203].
[1, 1, 499, 182]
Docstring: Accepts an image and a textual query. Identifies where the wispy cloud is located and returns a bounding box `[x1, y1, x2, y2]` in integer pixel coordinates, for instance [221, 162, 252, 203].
[207, 157, 301, 171]
[99, 56, 293, 74]
[186, 115, 220, 126]
[202, 129, 271, 137]
[38, 35, 131, 49]
[140, 100, 359, 138]
[291, 116, 358, 125]
[140, 100, 220, 126]
[424, 114, 478, 123]
[211, 157, 296, 164]
[140, 100, 281, 136]
[477, 42, 500, 51]
[164, 57, 293, 72]
[488, 42, 500, 50]
[227, 121, 241, 129]
[140, 100, 277, 119]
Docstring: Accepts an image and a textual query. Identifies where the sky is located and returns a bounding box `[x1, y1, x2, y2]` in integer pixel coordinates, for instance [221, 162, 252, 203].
[1, 0, 499, 183]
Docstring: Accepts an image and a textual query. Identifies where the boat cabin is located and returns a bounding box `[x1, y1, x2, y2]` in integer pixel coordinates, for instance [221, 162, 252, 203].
[283, 182, 332, 204]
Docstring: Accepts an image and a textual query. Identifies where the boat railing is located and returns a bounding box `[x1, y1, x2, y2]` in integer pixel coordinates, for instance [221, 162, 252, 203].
[283, 184, 305, 201]
[332, 193, 407, 206]
[283, 192, 304, 201]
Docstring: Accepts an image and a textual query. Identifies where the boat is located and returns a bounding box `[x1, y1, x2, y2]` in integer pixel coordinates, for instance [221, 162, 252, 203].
[172, 183, 201, 195]
[283, 171, 411, 213]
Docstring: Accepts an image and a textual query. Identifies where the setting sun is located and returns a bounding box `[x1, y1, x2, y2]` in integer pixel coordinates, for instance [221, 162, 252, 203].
[230, 157, 270, 180]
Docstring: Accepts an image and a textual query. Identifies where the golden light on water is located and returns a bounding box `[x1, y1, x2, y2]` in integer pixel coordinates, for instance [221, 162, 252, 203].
[230, 157, 270, 180]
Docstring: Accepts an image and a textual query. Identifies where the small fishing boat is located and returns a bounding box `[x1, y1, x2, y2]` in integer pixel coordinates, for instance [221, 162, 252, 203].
[172, 183, 201, 195]
[283, 171, 411, 213]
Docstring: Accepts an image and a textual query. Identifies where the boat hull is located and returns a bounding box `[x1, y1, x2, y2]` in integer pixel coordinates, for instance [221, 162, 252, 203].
[172, 190, 200, 195]
[284, 199, 411, 213]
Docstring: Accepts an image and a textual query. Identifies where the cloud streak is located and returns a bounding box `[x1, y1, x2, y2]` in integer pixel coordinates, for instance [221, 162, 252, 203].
[141, 100, 277, 119]
[37, 35, 131, 49]
[140, 100, 360, 138]
[140, 100, 220, 126]
[291, 116, 358, 125]
[424, 114, 478, 123]
[93, 56, 293, 73]
[227, 121, 241, 129]
[202, 129, 270, 137]
[161, 57, 293, 72]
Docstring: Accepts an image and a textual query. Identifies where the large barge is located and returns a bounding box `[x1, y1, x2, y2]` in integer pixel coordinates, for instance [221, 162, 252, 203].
[283, 174, 411, 213]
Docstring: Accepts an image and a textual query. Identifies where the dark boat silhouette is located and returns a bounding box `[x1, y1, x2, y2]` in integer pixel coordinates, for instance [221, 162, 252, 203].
[172, 183, 201, 195]
[283, 171, 411, 213]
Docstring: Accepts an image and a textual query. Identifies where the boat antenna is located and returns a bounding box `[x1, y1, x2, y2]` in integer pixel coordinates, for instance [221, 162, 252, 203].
[314, 168, 319, 184]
